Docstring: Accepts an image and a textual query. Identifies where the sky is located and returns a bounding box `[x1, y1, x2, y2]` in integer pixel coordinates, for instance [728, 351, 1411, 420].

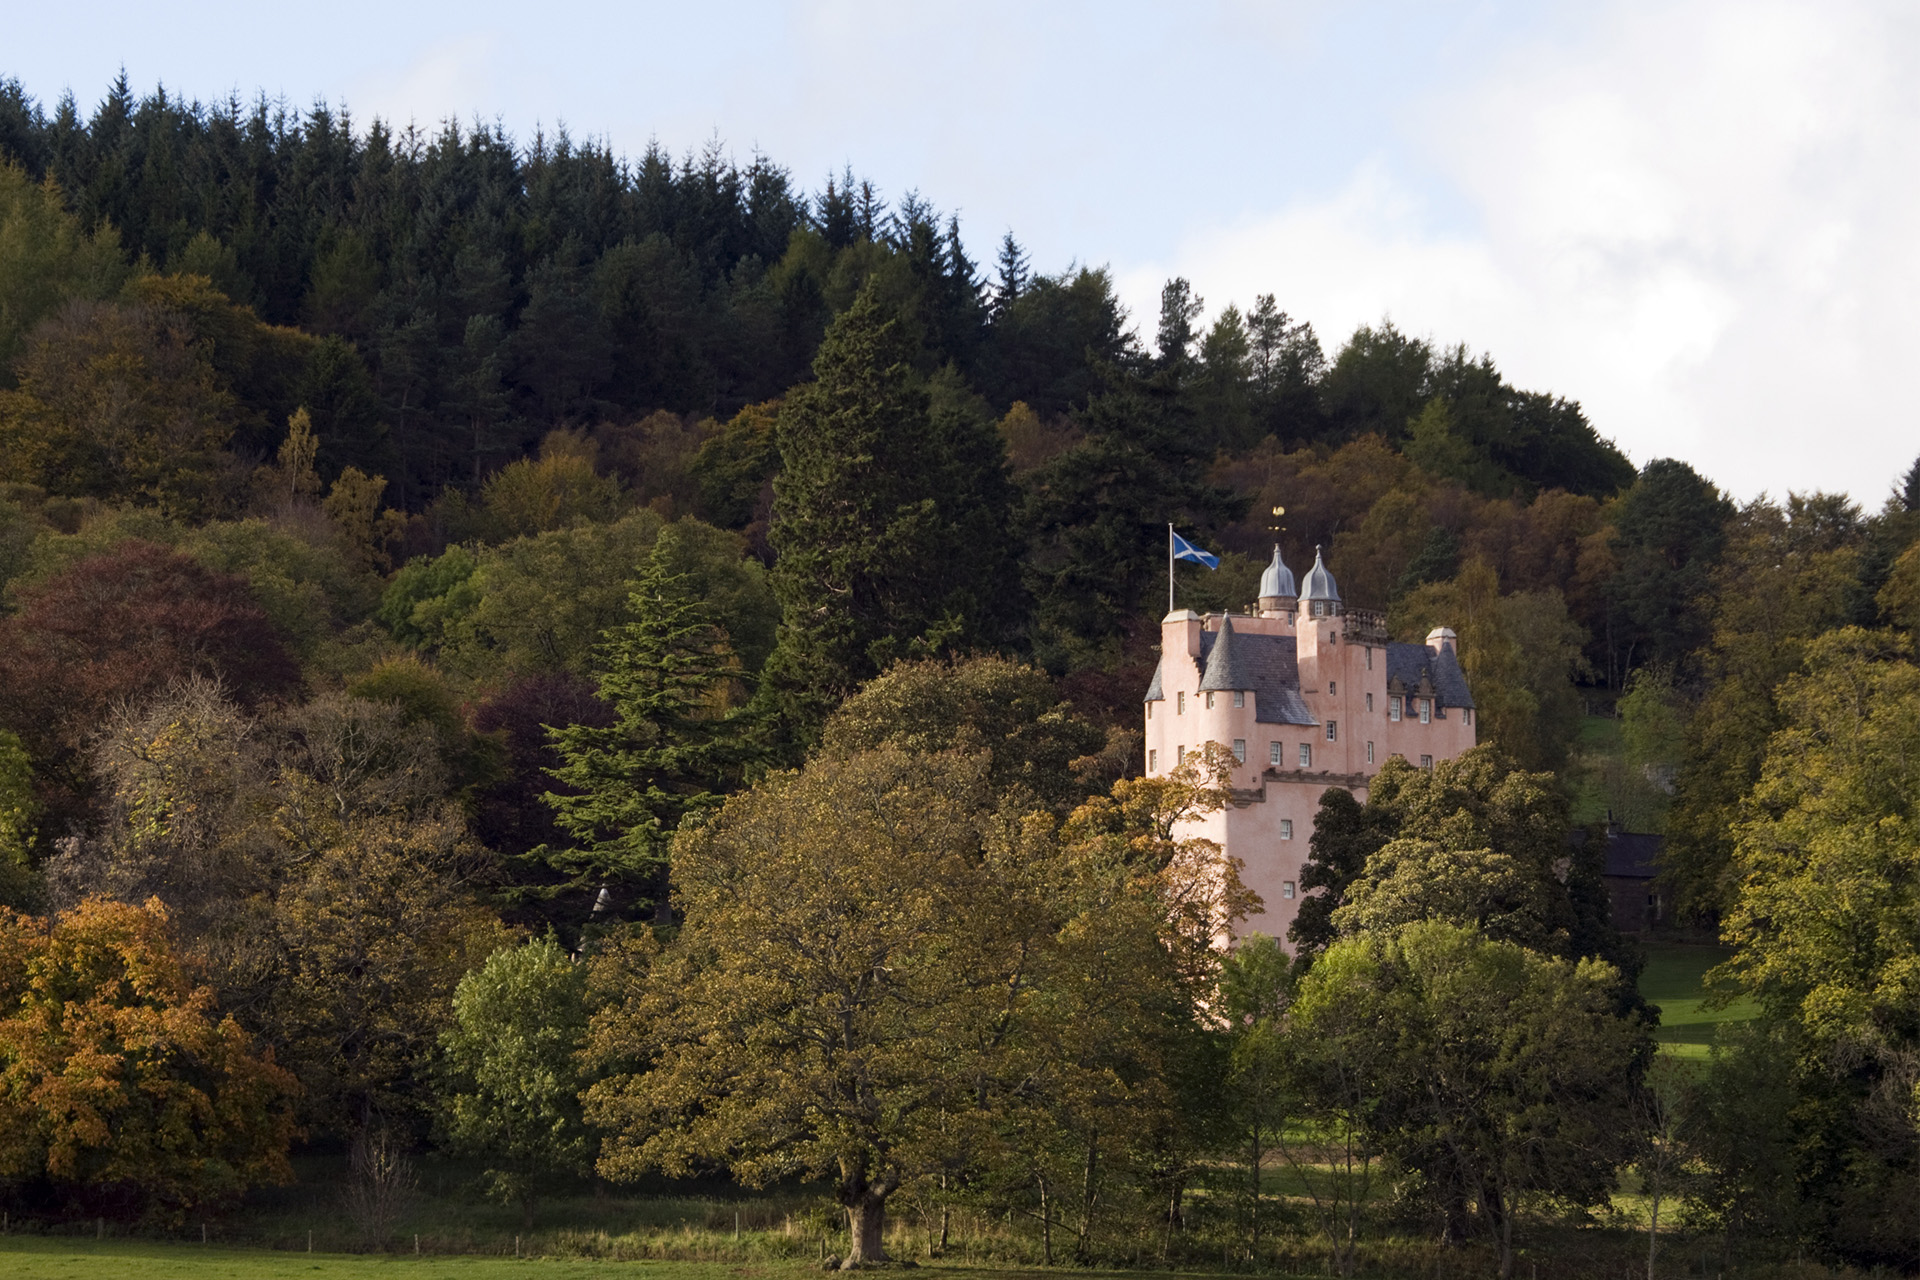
[6, 0, 1915, 504]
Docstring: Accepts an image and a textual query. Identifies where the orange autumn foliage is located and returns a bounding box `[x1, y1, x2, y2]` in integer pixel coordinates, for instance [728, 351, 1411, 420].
[0, 897, 298, 1220]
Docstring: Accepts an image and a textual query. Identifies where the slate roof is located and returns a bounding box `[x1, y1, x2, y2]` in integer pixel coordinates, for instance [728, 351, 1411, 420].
[1567, 828, 1665, 880]
[1385, 642, 1475, 712]
[1603, 831, 1663, 880]
[1144, 626, 1316, 726]
[1199, 617, 1257, 692]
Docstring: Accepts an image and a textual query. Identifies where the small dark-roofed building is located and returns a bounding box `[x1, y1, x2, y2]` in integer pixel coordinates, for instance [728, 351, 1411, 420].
[1571, 826, 1667, 934]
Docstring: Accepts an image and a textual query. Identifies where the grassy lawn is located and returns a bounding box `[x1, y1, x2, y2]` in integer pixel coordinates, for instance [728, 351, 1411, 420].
[0, 1238, 1215, 1280]
[1640, 940, 1758, 1058]
[0, 1236, 760, 1278]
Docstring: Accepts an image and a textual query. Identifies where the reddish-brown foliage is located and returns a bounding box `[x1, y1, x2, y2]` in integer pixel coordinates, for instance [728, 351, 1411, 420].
[0, 541, 301, 836]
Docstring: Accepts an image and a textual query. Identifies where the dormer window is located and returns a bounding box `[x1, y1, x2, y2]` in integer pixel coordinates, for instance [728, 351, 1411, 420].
[1420, 699, 1431, 725]
[1389, 695, 1402, 722]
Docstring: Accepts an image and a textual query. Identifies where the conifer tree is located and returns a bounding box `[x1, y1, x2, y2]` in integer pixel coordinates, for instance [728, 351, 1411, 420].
[759, 284, 1020, 750]
[992, 231, 1030, 319]
[542, 526, 747, 913]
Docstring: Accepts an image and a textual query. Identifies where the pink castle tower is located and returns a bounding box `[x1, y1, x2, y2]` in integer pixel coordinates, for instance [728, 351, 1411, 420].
[1141, 546, 1476, 945]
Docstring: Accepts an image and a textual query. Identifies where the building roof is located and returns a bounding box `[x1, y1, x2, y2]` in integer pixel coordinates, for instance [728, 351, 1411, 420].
[1385, 641, 1476, 711]
[1144, 624, 1317, 725]
[1258, 545, 1296, 599]
[1603, 831, 1663, 879]
[1301, 546, 1340, 603]
[1199, 616, 1257, 692]
[1568, 828, 1665, 880]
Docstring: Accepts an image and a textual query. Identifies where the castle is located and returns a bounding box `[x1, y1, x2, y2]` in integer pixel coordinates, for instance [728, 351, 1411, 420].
[1142, 546, 1476, 946]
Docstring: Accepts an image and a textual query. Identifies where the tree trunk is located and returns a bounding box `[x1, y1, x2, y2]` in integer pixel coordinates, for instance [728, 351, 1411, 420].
[1076, 1132, 1099, 1263]
[1489, 1184, 1513, 1280]
[1647, 1180, 1661, 1280]
[1038, 1173, 1053, 1266]
[844, 1191, 890, 1268]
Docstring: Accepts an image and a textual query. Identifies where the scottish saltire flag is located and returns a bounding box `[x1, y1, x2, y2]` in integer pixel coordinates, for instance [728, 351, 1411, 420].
[1171, 529, 1219, 569]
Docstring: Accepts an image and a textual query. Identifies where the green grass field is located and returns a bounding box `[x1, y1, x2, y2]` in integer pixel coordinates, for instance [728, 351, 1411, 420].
[0, 1238, 1194, 1280]
[0, 1237, 749, 1278]
[1639, 940, 1758, 1058]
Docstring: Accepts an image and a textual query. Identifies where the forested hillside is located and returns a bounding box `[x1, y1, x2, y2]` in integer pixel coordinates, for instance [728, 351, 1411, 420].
[3, 76, 1920, 1271]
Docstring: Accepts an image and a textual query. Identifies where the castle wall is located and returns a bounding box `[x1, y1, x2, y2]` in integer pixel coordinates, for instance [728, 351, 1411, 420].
[1145, 606, 1477, 947]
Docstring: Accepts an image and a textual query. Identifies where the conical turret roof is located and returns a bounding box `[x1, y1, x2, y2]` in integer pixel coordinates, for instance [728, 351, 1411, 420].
[1199, 615, 1257, 691]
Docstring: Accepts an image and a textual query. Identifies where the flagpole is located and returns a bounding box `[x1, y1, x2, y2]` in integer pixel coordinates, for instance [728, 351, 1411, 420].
[1167, 523, 1174, 615]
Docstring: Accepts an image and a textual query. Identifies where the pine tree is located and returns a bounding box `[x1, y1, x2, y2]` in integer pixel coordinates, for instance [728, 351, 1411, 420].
[991, 231, 1030, 321]
[759, 284, 1019, 751]
[1155, 276, 1204, 369]
[541, 526, 747, 914]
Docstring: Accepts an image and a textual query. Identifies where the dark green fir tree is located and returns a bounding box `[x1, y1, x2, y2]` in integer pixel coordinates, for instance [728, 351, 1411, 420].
[758, 283, 1021, 753]
[541, 526, 748, 918]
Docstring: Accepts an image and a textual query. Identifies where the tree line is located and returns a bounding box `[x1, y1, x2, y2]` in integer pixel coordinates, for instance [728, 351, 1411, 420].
[1, 73, 1919, 1271]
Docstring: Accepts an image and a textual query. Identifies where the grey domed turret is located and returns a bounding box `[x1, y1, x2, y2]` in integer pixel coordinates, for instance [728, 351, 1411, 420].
[1301, 545, 1341, 617]
[1256, 545, 1296, 617]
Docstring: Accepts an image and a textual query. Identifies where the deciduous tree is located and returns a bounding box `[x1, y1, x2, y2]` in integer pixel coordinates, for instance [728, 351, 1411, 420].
[0, 897, 298, 1221]
[439, 936, 593, 1226]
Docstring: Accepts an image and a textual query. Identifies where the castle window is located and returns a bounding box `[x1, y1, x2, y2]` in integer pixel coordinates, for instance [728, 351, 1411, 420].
[1148, 749, 1157, 772]
[1390, 695, 1402, 722]
[1205, 691, 1214, 710]
[1329, 680, 1337, 696]
[1281, 819, 1293, 840]
[1299, 743, 1312, 768]
[1177, 692, 1185, 714]
[1147, 702, 1153, 719]
[1420, 699, 1431, 725]
[1233, 690, 1245, 708]
[1366, 647, 1374, 671]
[1420, 754, 1433, 770]
[1326, 721, 1337, 742]
[1282, 881, 1296, 899]
[1269, 741, 1282, 766]
[1367, 740, 1375, 765]
[1177, 745, 1185, 763]
[1232, 739, 1246, 763]
[1366, 692, 1374, 712]
[1464, 708, 1473, 726]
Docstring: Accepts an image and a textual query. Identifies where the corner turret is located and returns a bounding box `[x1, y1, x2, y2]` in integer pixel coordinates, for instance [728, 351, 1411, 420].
[1256, 546, 1297, 619]
[1301, 545, 1341, 619]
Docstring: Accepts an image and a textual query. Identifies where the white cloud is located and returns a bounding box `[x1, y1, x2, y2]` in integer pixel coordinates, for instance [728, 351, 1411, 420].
[1124, 0, 1920, 503]
[343, 32, 507, 133]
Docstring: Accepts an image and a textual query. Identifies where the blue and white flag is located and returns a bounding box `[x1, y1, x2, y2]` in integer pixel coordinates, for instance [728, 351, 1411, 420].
[1171, 529, 1219, 569]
